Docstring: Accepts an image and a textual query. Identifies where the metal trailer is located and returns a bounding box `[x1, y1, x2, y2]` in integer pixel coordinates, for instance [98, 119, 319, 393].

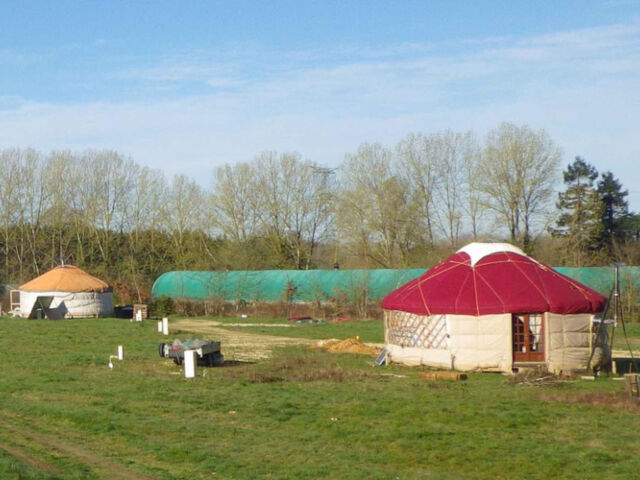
[158, 339, 224, 366]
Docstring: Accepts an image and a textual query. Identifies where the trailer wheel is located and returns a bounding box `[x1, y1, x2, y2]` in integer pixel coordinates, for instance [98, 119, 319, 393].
[210, 352, 224, 367]
[173, 357, 182, 366]
[158, 343, 166, 358]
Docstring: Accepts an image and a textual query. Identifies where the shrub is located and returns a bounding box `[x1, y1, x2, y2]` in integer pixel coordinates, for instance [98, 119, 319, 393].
[149, 296, 175, 317]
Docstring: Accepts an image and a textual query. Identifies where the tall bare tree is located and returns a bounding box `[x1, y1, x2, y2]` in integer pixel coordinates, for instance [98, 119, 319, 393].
[396, 133, 440, 248]
[431, 131, 478, 248]
[249, 152, 334, 269]
[0, 149, 27, 279]
[164, 174, 208, 269]
[338, 143, 418, 268]
[462, 138, 485, 240]
[479, 123, 561, 252]
[212, 162, 256, 243]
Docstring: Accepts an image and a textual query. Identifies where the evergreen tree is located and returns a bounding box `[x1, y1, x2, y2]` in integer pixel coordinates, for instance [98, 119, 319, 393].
[553, 157, 602, 264]
[597, 171, 630, 249]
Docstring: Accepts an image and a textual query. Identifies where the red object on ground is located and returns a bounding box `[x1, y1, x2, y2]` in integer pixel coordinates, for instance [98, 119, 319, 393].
[382, 246, 606, 316]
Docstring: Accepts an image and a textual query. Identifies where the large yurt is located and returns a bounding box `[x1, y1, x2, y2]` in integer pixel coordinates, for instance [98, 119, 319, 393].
[382, 243, 609, 373]
[18, 265, 114, 319]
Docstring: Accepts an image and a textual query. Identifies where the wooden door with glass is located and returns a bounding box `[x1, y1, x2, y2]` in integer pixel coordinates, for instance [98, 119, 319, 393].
[512, 313, 544, 363]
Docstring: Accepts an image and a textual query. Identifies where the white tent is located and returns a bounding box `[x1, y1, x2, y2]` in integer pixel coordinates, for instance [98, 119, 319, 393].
[18, 265, 114, 319]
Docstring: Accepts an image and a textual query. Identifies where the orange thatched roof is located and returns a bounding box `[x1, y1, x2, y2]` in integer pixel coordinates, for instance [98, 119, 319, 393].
[20, 265, 110, 293]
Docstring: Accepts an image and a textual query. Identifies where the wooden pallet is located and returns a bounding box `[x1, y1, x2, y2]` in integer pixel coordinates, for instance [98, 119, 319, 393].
[133, 304, 148, 319]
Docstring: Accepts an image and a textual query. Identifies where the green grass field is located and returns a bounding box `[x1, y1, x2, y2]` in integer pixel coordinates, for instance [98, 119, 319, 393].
[1, 316, 640, 479]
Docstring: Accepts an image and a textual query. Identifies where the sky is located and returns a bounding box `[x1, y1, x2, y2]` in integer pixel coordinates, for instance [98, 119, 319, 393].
[1, 0, 639, 208]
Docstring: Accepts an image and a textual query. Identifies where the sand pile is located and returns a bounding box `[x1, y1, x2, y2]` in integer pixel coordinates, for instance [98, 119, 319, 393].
[314, 337, 381, 357]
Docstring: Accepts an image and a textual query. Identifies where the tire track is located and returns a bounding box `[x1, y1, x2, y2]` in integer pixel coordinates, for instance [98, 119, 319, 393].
[0, 440, 62, 476]
[0, 412, 155, 480]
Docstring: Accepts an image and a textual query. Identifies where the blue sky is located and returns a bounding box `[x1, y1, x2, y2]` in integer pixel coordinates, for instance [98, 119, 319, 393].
[1, 1, 640, 207]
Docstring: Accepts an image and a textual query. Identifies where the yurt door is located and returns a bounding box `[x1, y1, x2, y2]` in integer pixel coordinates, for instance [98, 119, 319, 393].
[512, 314, 544, 363]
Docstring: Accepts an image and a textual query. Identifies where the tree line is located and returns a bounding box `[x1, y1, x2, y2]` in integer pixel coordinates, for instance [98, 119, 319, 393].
[0, 122, 637, 302]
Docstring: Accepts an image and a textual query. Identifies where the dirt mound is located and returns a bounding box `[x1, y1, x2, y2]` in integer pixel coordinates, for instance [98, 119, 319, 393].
[315, 337, 381, 357]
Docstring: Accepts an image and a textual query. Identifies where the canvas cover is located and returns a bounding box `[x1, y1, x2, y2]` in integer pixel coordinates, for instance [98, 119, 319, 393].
[382, 243, 606, 316]
[546, 313, 609, 373]
[386, 310, 603, 372]
[446, 314, 512, 371]
[385, 311, 512, 371]
[19, 290, 114, 319]
[20, 265, 110, 293]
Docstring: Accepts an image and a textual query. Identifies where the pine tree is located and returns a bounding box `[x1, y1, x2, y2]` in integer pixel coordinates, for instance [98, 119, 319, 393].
[553, 157, 602, 264]
[597, 171, 630, 250]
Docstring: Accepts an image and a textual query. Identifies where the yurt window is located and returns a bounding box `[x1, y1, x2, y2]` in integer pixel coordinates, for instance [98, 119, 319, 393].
[512, 313, 545, 363]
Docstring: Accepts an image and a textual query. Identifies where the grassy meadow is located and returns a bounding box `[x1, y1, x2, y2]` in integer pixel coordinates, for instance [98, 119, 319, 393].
[1, 316, 640, 479]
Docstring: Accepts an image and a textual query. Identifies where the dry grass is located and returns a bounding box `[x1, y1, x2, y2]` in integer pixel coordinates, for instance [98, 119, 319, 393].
[227, 351, 372, 383]
[538, 390, 640, 410]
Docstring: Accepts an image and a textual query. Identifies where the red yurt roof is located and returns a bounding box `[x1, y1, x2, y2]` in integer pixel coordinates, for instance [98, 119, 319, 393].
[382, 243, 606, 316]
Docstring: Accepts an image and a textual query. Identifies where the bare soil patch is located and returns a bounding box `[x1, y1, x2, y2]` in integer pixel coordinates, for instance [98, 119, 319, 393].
[170, 318, 313, 361]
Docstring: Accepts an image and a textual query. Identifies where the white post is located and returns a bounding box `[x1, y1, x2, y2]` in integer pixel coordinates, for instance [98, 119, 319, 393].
[117, 345, 124, 361]
[162, 317, 169, 335]
[184, 350, 196, 378]
[157, 321, 162, 332]
[136, 310, 142, 322]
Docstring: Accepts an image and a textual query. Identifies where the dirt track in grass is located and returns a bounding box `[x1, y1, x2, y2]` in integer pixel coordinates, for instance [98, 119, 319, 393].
[0, 410, 155, 480]
[170, 318, 314, 361]
[0, 440, 62, 477]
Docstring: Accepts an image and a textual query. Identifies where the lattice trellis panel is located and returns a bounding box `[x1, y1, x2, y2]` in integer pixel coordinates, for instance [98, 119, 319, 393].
[385, 311, 448, 349]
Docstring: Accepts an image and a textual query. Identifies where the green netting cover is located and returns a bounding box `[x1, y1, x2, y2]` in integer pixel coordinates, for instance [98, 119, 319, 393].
[152, 269, 426, 303]
[151, 267, 640, 303]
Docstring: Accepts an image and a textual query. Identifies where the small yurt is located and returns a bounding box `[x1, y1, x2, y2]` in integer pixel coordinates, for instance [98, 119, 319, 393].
[18, 265, 114, 319]
[382, 243, 608, 373]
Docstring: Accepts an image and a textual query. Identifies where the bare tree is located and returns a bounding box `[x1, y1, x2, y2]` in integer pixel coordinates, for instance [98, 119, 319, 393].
[19, 149, 49, 275]
[249, 151, 334, 269]
[124, 165, 168, 299]
[430, 131, 476, 248]
[43, 151, 76, 267]
[396, 133, 440, 247]
[338, 143, 418, 268]
[76, 150, 137, 265]
[479, 123, 561, 251]
[397, 131, 480, 248]
[462, 137, 485, 240]
[212, 162, 256, 243]
[163, 174, 206, 268]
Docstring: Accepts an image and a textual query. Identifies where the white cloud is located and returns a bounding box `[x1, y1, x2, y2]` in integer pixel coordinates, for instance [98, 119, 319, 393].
[1, 21, 640, 207]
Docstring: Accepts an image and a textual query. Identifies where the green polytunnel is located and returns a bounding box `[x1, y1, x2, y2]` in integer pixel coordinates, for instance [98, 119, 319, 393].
[151, 267, 640, 304]
[151, 269, 427, 303]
